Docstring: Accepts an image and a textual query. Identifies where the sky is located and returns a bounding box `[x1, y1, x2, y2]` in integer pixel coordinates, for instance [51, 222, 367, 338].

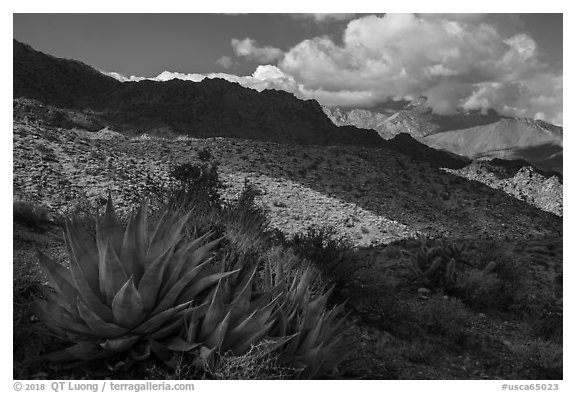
[13, 13, 563, 125]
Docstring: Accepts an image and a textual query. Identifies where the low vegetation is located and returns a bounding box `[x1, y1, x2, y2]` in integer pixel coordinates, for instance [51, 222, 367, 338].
[13, 161, 562, 379]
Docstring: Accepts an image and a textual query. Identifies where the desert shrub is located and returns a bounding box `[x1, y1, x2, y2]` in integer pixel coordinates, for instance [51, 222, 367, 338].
[287, 226, 364, 297]
[168, 162, 222, 208]
[509, 340, 563, 379]
[525, 294, 563, 343]
[410, 295, 475, 348]
[198, 147, 213, 162]
[455, 269, 503, 309]
[207, 342, 300, 379]
[13, 201, 52, 232]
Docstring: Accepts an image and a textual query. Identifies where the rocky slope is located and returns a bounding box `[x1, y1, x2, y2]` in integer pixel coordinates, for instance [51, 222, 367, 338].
[13, 118, 562, 247]
[445, 160, 562, 216]
[322, 106, 390, 130]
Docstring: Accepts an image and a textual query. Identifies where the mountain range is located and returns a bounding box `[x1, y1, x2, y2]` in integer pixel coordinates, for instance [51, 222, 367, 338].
[323, 99, 562, 175]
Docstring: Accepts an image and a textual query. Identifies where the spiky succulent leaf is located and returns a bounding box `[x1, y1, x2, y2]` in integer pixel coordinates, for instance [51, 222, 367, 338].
[36, 251, 77, 305]
[65, 218, 100, 295]
[111, 276, 144, 329]
[99, 241, 129, 304]
[44, 342, 105, 362]
[77, 297, 129, 337]
[96, 196, 124, 265]
[205, 311, 232, 350]
[101, 335, 141, 352]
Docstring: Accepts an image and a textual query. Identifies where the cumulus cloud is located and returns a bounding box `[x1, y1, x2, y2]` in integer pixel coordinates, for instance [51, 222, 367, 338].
[109, 14, 562, 125]
[216, 55, 233, 69]
[275, 13, 562, 124]
[231, 38, 284, 63]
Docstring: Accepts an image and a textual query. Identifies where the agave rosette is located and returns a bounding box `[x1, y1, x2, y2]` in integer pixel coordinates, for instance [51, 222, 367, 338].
[264, 261, 355, 378]
[33, 197, 234, 363]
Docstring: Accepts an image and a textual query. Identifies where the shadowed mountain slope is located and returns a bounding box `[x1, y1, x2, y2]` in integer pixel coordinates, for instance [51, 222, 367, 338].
[13, 39, 382, 148]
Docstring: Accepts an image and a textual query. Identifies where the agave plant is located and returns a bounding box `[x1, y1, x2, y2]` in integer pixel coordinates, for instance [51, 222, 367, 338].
[263, 260, 354, 378]
[33, 197, 234, 365]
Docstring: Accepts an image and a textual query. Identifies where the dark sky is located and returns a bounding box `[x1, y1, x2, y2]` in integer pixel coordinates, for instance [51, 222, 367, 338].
[14, 13, 562, 77]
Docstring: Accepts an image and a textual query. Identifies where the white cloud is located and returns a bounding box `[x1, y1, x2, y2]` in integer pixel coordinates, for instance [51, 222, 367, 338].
[231, 38, 283, 63]
[275, 13, 562, 124]
[216, 55, 233, 69]
[107, 14, 562, 125]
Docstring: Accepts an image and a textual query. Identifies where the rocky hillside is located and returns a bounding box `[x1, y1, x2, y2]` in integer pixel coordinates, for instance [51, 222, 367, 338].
[445, 160, 562, 216]
[13, 40, 120, 108]
[322, 106, 390, 130]
[13, 118, 562, 247]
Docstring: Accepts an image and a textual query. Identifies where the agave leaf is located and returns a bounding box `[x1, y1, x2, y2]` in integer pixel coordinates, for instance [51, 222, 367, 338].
[302, 291, 330, 332]
[270, 307, 288, 337]
[96, 195, 124, 264]
[299, 311, 326, 351]
[100, 334, 141, 352]
[77, 297, 129, 338]
[176, 269, 241, 306]
[293, 344, 322, 367]
[65, 238, 114, 322]
[229, 320, 274, 355]
[199, 280, 227, 341]
[152, 260, 212, 314]
[39, 286, 76, 318]
[163, 231, 212, 281]
[111, 276, 145, 329]
[229, 266, 257, 324]
[133, 301, 194, 334]
[65, 218, 100, 295]
[148, 303, 208, 340]
[161, 236, 221, 298]
[224, 300, 277, 351]
[157, 336, 201, 352]
[146, 211, 191, 267]
[99, 240, 129, 304]
[44, 342, 104, 362]
[315, 339, 353, 373]
[264, 258, 273, 292]
[274, 261, 287, 292]
[119, 204, 148, 285]
[36, 251, 77, 305]
[31, 298, 72, 336]
[138, 244, 174, 313]
[205, 310, 232, 350]
[294, 268, 312, 306]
